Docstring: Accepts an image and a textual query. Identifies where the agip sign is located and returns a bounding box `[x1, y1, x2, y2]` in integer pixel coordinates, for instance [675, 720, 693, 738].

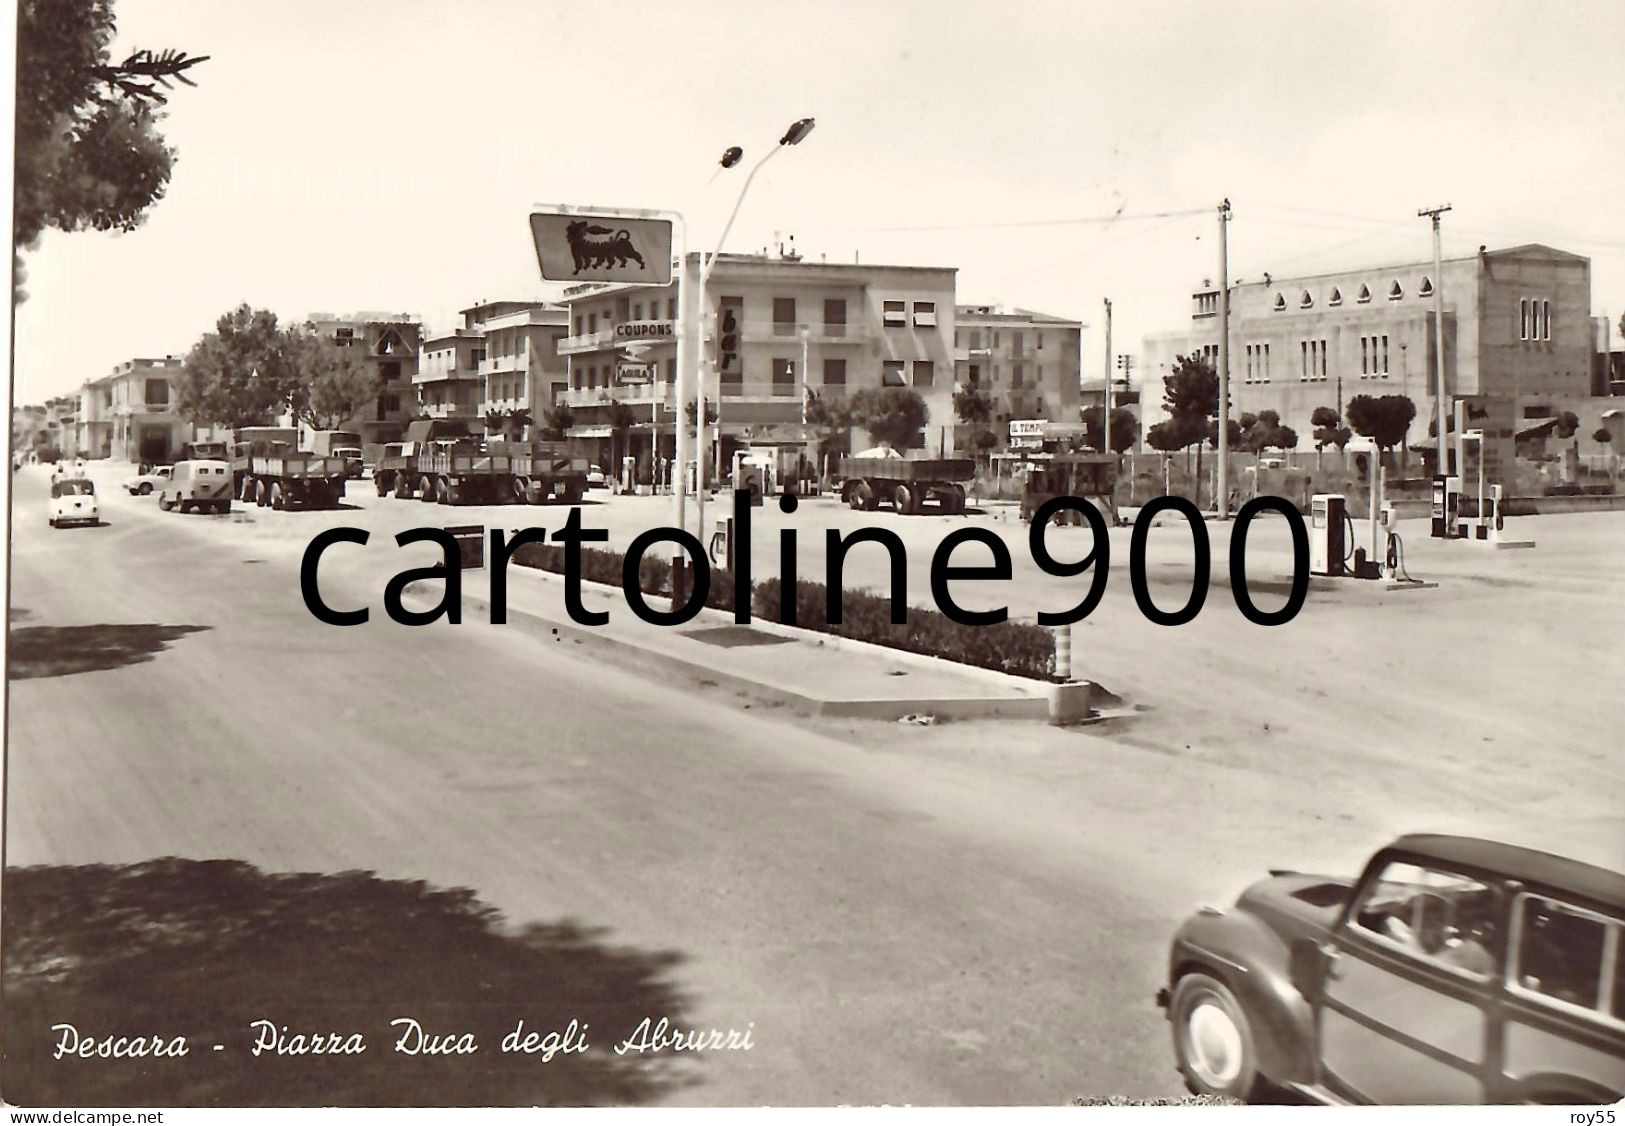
[530, 212, 673, 285]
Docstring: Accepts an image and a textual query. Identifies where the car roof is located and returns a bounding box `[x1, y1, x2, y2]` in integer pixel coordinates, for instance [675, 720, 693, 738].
[1390, 834, 1625, 909]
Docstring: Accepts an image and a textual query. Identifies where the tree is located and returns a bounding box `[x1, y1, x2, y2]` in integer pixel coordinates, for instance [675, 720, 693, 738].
[804, 391, 850, 461]
[1345, 394, 1417, 451]
[284, 326, 379, 431]
[845, 386, 928, 449]
[502, 408, 533, 440]
[541, 404, 574, 439]
[1081, 405, 1137, 454]
[1158, 354, 1223, 484]
[1237, 409, 1297, 453]
[176, 305, 296, 431]
[953, 386, 993, 457]
[683, 398, 720, 427]
[605, 400, 638, 470]
[1554, 410, 1581, 441]
[1593, 427, 1613, 445]
[1311, 406, 1350, 452]
[1206, 417, 1244, 450]
[15, 0, 208, 300]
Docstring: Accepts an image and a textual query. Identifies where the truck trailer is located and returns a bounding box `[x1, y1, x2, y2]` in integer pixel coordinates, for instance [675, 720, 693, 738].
[837, 450, 974, 514]
[372, 420, 520, 505]
[235, 446, 349, 510]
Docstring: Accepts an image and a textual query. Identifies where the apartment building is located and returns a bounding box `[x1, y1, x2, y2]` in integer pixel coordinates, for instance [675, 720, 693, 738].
[558, 250, 958, 472]
[304, 312, 423, 446]
[467, 301, 570, 432]
[71, 356, 189, 463]
[1140, 243, 1598, 458]
[953, 305, 1083, 449]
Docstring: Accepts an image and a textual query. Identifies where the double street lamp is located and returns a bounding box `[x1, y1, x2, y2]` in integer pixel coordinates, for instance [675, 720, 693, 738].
[691, 117, 816, 539]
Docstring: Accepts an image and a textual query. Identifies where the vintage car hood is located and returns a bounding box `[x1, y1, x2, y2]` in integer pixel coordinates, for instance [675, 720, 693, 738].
[1233, 870, 1355, 943]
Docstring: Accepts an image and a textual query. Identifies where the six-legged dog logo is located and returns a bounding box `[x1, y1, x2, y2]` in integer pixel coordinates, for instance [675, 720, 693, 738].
[566, 221, 648, 274]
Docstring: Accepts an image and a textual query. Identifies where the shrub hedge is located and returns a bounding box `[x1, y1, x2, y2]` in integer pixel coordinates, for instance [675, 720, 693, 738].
[510, 544, 1056, 681]
[752, 578, 1055, 681]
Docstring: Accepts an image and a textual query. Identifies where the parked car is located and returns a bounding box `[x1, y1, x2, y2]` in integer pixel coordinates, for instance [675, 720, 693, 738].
[585, 464, 608, 489]
[158, 459, 234, 515]
[49, 478, 100, 528]
[124, 465, 173, 495]
[1157, 834, 1625, 1104]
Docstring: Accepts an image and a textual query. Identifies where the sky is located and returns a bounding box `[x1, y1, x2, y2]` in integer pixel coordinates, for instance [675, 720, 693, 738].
[11, 0, 1625, 407]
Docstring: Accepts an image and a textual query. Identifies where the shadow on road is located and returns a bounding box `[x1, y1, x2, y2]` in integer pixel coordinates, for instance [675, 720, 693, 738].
[2, 858, 697, 1107]
[7, 624, 212, 681]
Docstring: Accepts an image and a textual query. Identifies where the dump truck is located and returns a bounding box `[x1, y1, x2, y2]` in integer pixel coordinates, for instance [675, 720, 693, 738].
[837, 448, 974, 514]
[372, 419, 516, 505]
[494, 439, 588, 505]
[1019, 452, 1121, 526]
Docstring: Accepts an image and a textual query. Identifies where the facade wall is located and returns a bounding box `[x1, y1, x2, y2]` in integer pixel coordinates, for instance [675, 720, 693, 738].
[305, 314, 423, 445]
[1137, 244, 1593, 452]
[472, 304, 570, 429]
[414, 332, 485, 420]
[953, 306, 1083, 448]
[558, 254, 960, 462]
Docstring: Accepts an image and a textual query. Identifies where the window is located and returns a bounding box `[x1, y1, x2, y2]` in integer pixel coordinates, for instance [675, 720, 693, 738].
[667, 297, 678, 319]
[1543, 300, 1552, 341]
[967, 363, 980, 386]
[588, 312, 598, 333]
[772, 357, 797, 395]
[380, 361, 402, 381]
[913, 301, 937, 327]
[1036, 332, 1043, 351]
[882, 360, 906, 386]
[1360, 336, 1389, 379]
[773, 297, 797, 335]
[1520, 299, 1530, 340]
[824, 298, 846, 337]
[632, 303, 642, 320]
[1195, 292, 1218, 317]
[1328, 287, 1343, 307]
[1300, 289, 1314, 309]
[912, 360, 934, 387]
[1512, 895, 1622, 1020]
[1300, 339, 1328, 382]
[1389, 280, 1403, 300]
[381, 394, 400, 413]
[1010, 362, 1024, 390]
[1357, 283, 1372, 304]
[1418, 276, 1434, 298]
[822, 357, 846, 386]
[883, 300, 906, 327]
[144, 379, 169, 407]
[1273, 292, 1287, 312]
[1351, 860, 1499, 978]
[967, 329, 981, 349]
[574, 316, 583, 336]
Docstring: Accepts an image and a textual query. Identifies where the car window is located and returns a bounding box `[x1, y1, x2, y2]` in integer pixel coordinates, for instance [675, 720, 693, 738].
[1512, 895, 1622, 1019]
[52, 480, 95, 497]
[1351, 860, 1499, 977]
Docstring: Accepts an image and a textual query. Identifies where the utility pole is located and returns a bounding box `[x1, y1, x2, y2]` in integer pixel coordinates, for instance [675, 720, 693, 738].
[1102, 297, 1112, 448]
[1420, 203, 1452, 476]
[1217, 198, 1232, 518]
[800, 325, 811, 489]
[1114, 353, 1135, 451]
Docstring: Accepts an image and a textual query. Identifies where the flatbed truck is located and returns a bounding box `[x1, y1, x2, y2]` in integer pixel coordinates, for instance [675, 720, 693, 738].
[837, 454, 974, 514]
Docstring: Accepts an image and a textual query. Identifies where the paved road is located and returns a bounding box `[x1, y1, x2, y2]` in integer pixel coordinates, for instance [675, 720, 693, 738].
[6, 465, 1190, 1106]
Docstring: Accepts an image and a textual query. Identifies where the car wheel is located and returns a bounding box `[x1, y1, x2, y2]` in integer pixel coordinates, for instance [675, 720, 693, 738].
[270, 484, 286, 510]
[139, 482, 153, 495]
[158, 495, 173, 512]
[375, 475, 390, 497]
[1170, 973, 1259, 1101]
[418, 477, 436, 503]
[894, 484, 916, 514]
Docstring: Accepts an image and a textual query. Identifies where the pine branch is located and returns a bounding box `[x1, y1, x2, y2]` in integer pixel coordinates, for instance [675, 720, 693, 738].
[91, 49, 210, 105]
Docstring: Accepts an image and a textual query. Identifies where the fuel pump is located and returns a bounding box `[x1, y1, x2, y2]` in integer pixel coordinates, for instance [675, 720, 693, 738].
[1309, 494, 1349, 576]
[1430, 475, 1462, 539]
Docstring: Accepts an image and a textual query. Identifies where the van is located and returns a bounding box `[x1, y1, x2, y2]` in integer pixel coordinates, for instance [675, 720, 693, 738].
[159, 459, 234, 515]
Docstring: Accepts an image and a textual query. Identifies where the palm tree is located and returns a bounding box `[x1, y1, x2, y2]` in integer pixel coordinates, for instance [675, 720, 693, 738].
[605, 400, 638, 480]
[503, 408, 533, 441]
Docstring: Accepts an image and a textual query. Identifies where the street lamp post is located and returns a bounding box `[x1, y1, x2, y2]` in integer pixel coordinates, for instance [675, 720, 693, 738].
[695, 118, 815, 541]
[800, 325, 812, 491]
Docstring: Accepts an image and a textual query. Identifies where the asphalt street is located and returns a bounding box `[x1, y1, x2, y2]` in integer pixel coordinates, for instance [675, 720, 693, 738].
[6, 464, 1621, 1107]
[6, 466, 1190, 1106]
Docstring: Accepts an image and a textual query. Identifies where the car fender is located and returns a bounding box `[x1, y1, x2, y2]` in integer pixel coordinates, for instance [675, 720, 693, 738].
[1168, 907, 1317, 1087]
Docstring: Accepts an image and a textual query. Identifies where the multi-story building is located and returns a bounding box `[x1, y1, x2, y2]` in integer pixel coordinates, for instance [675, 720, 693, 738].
[44, 394, 81, 457]
[466, 301, 570, 433]
[303, 312, 423, 446]
[80, 356, 189, 463]
[415, 326, 486, 422]
[558, 251, 958, 473]
[1141, 243, 1599, 457]
[952, 305, 1082, 449]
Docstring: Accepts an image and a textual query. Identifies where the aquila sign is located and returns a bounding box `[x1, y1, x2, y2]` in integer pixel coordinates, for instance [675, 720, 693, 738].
[530, 212, 673, 285]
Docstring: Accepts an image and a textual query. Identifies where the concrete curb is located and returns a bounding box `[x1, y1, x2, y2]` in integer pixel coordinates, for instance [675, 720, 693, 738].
[412, 566, 1061, 722]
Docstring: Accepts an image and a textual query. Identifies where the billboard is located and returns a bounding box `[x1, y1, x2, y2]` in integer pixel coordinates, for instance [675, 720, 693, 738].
[530, 213, 673, 285]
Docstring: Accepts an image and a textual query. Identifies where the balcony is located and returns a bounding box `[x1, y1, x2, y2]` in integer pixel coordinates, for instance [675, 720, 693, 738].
[557, 329, 619, 355]
[559, 382, 669, 409]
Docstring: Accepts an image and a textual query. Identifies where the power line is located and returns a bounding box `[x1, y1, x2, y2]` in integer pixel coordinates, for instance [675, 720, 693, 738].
[802, 206, 1209, 235]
